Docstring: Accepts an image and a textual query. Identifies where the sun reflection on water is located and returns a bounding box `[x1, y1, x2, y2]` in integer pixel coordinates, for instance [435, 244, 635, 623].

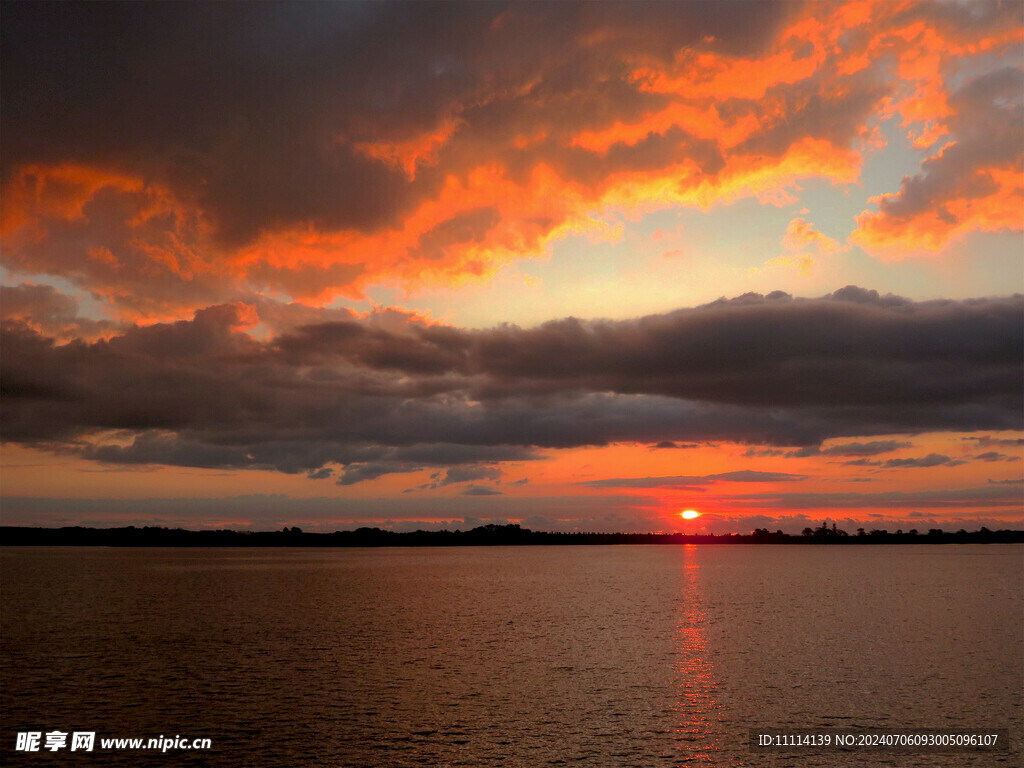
[675, 545, 725, 765]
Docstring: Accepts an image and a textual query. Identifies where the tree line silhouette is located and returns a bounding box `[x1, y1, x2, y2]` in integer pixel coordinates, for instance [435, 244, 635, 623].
[2, 522, 1021, 547]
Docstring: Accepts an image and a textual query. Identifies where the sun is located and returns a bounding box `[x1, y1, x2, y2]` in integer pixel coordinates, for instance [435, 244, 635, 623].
[680, 510, 700, 520]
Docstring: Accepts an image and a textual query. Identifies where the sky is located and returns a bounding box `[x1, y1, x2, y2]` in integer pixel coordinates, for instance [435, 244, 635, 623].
[1, 0, 1022, 534]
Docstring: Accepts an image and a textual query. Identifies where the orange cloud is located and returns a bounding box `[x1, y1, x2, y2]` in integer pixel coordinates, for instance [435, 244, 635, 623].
[2, 1, 1020, 321]
[0, 163, 145, 233]
[782, 217, 844, 254]
[840, 3, 1022, 254]
[631, 18, 829, 104]
[853, 165, 1024, 256]
[750, 217, 845, 279]
[852, 65, 1024, 257]
[0, 164, 226, 320]
[758, 254, 816, 278]
[353, 115, 463, 179]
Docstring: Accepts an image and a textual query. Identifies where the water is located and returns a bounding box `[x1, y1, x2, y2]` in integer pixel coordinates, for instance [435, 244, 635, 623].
[2, 545, 1020, 766]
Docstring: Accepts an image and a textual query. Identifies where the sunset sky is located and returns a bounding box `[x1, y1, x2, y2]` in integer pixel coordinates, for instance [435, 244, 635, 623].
[2, 0, 1022, 534]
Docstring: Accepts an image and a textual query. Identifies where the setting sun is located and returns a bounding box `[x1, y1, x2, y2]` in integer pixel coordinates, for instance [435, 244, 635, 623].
[681, 510, 700, 520]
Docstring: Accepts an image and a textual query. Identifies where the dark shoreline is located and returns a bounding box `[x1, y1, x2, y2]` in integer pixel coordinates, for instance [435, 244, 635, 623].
[2, 524, 1022, 547]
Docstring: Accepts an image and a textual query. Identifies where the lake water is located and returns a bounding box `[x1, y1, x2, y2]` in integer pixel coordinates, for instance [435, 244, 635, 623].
[2, 545, 1020, 766]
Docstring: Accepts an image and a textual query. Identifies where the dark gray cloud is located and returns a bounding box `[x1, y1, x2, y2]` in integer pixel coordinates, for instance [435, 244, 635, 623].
[823, 440, 912, 456]
[332, 446, 535, 485]
[718, 485, 1023, 510]
[878, 454, 964, 469]
[405, 465, 505, 492]
[843, 451, 1019, 469]
[1, 288, 1021, 480]
[1, 284, 78, 324]
[0, 1, 798, 244]
[974, 452, 1020, 463]
[840, 453, 959, 469]
[0, 284, 125, 340]
[788, 440, 913, 458]
[582, 470, 807, 489]
[461, 485, 503, 496]
[270, 287, 1022, 412]
[335, 463, 398, 486]
[969, 435, 1024, 448]
[442, 465, 503, 485]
